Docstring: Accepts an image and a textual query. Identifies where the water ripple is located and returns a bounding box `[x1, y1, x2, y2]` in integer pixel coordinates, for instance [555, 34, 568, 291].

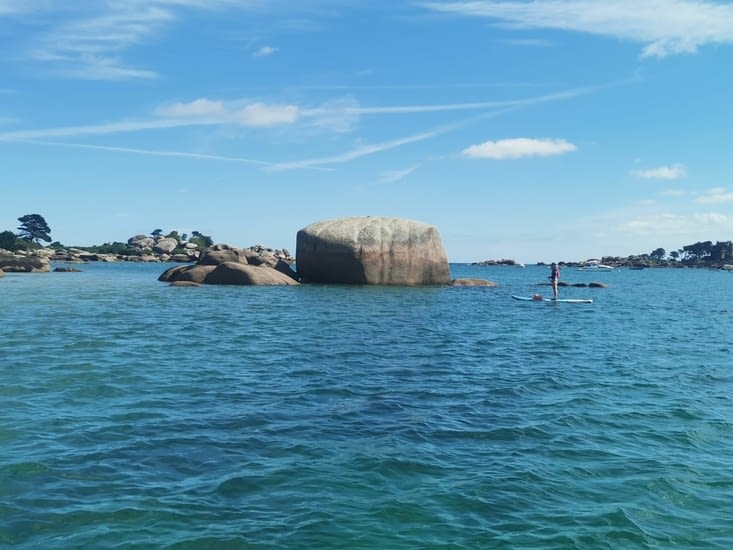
[2, 264, 733, 548]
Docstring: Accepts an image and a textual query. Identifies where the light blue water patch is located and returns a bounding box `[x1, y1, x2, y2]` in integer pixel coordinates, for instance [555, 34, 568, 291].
[1, 262, 732, 548]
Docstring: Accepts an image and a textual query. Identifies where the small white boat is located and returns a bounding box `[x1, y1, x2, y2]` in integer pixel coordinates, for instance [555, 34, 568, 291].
[578, 260, 615, 271]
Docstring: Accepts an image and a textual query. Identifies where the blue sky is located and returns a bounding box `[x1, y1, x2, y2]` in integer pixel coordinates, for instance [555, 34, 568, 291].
[2, 0, 733, 263]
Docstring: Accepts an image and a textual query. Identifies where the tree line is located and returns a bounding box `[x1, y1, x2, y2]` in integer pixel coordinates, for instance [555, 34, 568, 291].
[1, 212, 730, 265]
[645, 240, 733, 265]
[1, 213, 213, 255]
[0, 214, 52, 251]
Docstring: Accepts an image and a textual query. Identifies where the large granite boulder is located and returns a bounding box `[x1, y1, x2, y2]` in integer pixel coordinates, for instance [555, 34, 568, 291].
[128, 235, 155, 248]
[296, 216, 451, 285]
[159, 262, 296, 286]
[154, 238, 178, 254]
[159, 264, 216, 284]
[198, 244, 248, 265]
[159, 243, 299, 286]
[204, 262, 299, 285]
[0, 252, 51, 273]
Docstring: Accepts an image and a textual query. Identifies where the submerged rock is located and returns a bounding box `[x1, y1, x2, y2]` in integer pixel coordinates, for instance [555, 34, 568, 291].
[450, 278, 497, 287]
[170, 280, 201, 287]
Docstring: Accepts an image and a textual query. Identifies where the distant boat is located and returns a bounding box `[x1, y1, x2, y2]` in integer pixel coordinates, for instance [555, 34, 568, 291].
[578, 260, 615, 271]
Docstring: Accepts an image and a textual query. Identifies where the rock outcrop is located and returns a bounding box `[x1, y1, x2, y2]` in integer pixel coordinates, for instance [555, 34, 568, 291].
[296, 216, 451, 285]
[159, 244, 299, 286]
[128, 235, 155, 249]
[0, 251, 51, 273]
[153, 238, 178, 254]
[450, 278, 496, 287]
[46, 238, 294, 266]
[203, 262, 298, 285]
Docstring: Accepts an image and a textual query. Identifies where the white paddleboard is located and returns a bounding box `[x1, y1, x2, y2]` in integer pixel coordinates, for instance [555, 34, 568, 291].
[512, 295, 593, 304]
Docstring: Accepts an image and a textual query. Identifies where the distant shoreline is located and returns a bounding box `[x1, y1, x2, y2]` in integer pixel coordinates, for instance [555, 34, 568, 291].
[469, 258, 733, 270]
[3, 244, 733, 273]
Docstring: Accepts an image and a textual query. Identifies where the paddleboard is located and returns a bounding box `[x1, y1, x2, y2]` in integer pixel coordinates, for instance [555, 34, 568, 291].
[512, 295, 593, 304]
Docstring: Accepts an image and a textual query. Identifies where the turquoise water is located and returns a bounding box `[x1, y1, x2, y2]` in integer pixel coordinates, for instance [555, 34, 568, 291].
[1, 262, 732, 549]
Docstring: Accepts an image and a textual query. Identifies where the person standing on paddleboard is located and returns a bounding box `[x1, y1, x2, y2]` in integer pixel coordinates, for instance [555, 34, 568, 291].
[549, 262, 560, 300]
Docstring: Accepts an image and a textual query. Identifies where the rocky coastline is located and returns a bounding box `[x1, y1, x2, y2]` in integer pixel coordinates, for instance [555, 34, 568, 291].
[1, 217, 488, 287]
[0, 234, 294, 274]
[474, 256, 733, 271]
[3, 224, 732, 276]
[4, 248, 732, 275]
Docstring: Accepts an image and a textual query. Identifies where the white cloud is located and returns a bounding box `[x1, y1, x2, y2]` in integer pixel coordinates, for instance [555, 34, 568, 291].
[0, 81, 598, 142]
[300, 97, 362, 133]
[462, 137, 577, 159]
[234, 102, 299, 127]
[631, 163, 687, 180]
[0, 98, 301, 141]
[695, 187, 733, 204]
[619, 212, 731, 235]
[253, 45, 278, 57]
[155, 98, 227, 118]
[421, 0, 733, 58]
[156, 98, 299, 127]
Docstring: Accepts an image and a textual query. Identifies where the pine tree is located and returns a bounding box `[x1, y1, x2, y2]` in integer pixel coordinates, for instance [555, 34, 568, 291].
[17, 214, 52, 245]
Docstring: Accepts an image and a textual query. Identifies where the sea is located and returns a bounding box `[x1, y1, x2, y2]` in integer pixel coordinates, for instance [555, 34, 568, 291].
[1, 261, 732, 549]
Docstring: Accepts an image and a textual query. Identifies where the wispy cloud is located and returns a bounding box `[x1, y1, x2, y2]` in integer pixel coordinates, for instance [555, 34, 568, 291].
[0, 119, 198, 140]
[28, 4, 175, 80]
[6, 1, 305, 80]
[303, 85, 598, 116]
[15, 139, 272, 166]
[378, 164, 420, 184]
[269, 129, 444, 172]
[0, 99, 302, 140]
[462, 137, 577, 159]
[0, 84, 599, 141]
[695, 187, 733, 204]
[505, 38, 553, 48]
[631, 163, 687, 180]
[253, 45, 278, 57]
[421, 0, 733, 58]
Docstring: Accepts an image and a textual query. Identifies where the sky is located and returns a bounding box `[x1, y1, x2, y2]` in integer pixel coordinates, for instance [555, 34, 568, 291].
[2, 0, 733, 263]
